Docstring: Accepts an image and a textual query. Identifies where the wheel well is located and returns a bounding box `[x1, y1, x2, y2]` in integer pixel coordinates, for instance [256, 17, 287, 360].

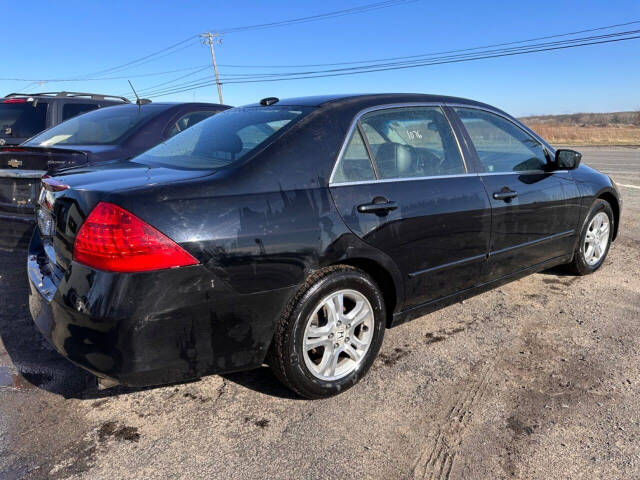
[598, 192, 620, 240]
[336, 258, 397, 327]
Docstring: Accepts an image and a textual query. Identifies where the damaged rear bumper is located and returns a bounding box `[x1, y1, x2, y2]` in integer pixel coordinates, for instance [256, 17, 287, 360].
[27, 231, 298, 388]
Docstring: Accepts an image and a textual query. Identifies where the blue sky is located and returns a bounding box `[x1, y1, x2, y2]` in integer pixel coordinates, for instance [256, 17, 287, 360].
[2, 0, 639, 116]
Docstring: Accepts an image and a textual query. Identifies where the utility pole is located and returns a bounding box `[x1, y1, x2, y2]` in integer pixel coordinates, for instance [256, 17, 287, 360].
[199, 32, 223, 104]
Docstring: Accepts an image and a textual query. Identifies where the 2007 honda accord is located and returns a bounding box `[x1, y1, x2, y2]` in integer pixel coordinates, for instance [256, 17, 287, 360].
[28, 94, 622, 398]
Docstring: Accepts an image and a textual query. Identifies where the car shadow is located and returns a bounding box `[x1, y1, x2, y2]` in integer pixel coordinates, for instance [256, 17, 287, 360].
[539, 265, 576, 277]
[223, 367, 301, 400]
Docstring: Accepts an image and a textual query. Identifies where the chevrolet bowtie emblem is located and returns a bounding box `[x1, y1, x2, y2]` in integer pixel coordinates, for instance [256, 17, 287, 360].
[8, 159, 22, 168]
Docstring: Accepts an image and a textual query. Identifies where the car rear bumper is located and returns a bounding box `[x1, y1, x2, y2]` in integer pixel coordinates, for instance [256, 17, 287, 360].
[27, 230, 298, 388]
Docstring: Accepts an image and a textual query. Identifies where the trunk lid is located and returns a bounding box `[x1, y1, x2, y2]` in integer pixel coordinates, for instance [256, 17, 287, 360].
[0, 146, 90, 216]
[38, 160, 215, 272]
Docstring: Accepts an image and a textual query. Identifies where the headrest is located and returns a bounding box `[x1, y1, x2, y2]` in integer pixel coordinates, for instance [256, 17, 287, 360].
[375, 143, 415, 179]
[195, 132, 243, 158]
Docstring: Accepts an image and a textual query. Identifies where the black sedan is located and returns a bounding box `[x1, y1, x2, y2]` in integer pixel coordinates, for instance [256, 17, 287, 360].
[27, 94, 622, 398]
[0, 101, 229, 248]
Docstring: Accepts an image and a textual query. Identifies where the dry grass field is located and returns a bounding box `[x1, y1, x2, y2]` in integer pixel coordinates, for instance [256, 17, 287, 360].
[524, 123, 640, 146]
[521, 111, 640, 145]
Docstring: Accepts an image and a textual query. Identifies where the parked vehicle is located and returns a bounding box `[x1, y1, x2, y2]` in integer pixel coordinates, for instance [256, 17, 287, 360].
[1, 101, 229, 248]
[27, 94, 622, 398]
[0, 91, 129, 146]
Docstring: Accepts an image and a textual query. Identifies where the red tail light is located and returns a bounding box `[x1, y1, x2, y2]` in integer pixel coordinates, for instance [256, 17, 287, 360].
[3, 98, 27, 103]
[73, 202, 198, 273]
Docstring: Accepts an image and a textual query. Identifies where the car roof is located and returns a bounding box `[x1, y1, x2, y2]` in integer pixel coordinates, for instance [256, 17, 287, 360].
[144, 102, 231, 108]
[245, 93, 497, 110]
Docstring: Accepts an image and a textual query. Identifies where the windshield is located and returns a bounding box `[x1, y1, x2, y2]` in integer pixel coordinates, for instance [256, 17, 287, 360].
[27, 104, 167, 146]
[136, 106, 313, 169]
[0, 102, 48, 139]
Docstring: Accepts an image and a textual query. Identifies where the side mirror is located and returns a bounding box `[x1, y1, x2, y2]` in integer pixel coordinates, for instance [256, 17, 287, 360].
[554, 149, 581, 170]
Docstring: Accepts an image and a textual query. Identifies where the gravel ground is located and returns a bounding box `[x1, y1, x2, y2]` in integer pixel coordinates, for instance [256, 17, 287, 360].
[1, 146, 638, 480]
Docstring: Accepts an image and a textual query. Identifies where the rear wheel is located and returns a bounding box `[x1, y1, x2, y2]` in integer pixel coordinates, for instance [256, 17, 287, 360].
[568, 199, 613, 275]
[268, 265, 386, 398]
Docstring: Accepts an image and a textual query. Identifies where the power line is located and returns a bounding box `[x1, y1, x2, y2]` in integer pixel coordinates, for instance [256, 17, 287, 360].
[116, 66, 210, 97]
[215, 19, 640, 68]
[135, 20, 640, 98]
[79, 36, 199, 78]
[144, 30, 640, 98]
[0, 65, 209, 83]
[62, 1, 418, 82]
[141, 28, 640, 95]
[216, 0, 418, 34]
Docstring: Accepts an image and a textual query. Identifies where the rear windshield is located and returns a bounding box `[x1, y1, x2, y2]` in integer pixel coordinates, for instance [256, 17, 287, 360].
[0, 102, 48, 139]
[136, 106, 313, 169]
[26, 104, 167, 146]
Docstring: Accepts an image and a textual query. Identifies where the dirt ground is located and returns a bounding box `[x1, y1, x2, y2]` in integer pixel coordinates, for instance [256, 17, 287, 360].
[1, 147, 639, 479]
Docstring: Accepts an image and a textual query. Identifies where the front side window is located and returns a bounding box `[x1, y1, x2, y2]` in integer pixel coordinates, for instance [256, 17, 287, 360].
[359, 107, 465, 179]
[27, 104, 167, 146]
[454, 108, 548, 173]
[137, 106, 313, 170]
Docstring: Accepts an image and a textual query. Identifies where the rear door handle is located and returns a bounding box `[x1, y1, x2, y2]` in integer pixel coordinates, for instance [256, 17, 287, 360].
[493, 189, 518, 201]
[357, 200, 398, 213]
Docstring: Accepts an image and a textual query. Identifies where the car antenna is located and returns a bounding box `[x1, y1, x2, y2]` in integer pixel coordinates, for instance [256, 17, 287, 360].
[127, 80, 149, 108]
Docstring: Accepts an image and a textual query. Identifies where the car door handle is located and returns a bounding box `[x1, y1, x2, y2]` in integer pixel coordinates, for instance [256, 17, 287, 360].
[493, 189, 518, 201]
[357, 200, 398, 213]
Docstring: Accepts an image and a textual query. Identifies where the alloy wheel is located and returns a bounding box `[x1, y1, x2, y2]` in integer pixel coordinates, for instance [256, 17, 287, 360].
[584, 211, 610, 266]
[302, 289, 374, 381]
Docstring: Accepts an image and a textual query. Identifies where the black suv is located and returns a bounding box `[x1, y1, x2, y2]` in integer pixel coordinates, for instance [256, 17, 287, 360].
[0, 91, 129, 146]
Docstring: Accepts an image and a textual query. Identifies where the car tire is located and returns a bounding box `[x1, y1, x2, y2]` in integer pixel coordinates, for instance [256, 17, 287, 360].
[567, 199, 614, 275]
[267, 265, 386, 399]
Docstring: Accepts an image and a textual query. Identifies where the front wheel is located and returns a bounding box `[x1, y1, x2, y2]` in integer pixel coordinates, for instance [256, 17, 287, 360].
[568, 199, 614, 275]
[268, 265, 386, 399]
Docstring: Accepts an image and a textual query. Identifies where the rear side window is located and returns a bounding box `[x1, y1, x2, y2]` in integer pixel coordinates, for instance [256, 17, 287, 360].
[454, 108, 548, 173]
[0, 102, 48, 139]
[332, 129, 375, 183]
[167, 110, 218, 138]
[26, 104, 167, 146]
[332, 106, 465, 183]
[137, 106, 313, 170]
[62, 103, 99, 121]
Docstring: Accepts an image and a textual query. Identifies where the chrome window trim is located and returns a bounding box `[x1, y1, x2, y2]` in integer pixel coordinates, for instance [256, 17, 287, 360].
[331, 173, 475, 187]
[328, 102, 468, 186]
[480, 170, 568, 176]
[329, 170, 569, 187]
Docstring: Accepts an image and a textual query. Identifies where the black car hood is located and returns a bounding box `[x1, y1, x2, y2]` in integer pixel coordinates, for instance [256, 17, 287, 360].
[53, 159, 216, 193]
